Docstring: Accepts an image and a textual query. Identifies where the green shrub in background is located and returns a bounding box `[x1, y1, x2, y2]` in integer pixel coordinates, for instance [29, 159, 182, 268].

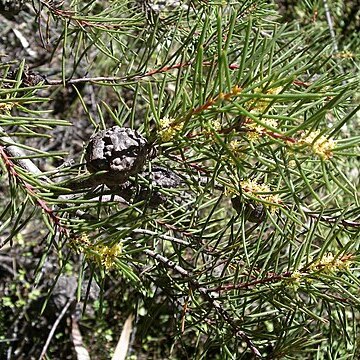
[0, 0, 359, 358]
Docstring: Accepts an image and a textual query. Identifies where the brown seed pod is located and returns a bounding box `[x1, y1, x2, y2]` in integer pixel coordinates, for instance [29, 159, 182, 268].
[85, 126, 148, 186]
[231, 196, 266, 224]
[9, 68, 45, 87]
[21, 70, 46, 87]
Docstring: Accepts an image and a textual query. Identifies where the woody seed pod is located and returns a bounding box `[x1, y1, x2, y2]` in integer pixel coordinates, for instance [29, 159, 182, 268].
[85, 126, 148, 186]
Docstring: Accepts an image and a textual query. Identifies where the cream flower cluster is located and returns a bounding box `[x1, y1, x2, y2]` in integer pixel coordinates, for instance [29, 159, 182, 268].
[240, 179, 282, 212]
[158, 117, 183, 142]
[298, 130, 335, 160]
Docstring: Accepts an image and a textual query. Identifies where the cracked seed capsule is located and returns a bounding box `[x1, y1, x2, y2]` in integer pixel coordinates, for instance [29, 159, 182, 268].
[85, 126, 148, 186]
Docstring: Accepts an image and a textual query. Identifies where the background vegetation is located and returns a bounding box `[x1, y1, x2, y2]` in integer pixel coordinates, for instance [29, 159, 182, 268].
[0, 0, 359, 359]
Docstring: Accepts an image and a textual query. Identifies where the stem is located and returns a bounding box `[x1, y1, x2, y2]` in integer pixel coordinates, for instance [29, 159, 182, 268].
[0, 126, 47, 178]
[323, 0, 338, 53]
[38, 299, 73, 360]
[142, 246, 262, 358]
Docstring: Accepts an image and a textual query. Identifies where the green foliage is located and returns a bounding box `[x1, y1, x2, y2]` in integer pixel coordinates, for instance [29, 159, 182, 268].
[0, 0, 359, 358]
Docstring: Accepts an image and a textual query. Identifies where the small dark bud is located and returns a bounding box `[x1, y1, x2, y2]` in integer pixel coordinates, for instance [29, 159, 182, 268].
[231, 196, 242, 214]
[8, 68, 45, 87]
[21, 70, 46, 87]
[246, 202, 266, 224]
[85, 126, 148, 186]
[231, 196, 266, 224]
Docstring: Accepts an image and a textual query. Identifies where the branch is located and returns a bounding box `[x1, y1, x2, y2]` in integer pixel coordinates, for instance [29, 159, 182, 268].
[323, 0, 339, 53]
[301, 206, 360, 228]
[38, 299, 74, 360]
[38, 0, 123, 30]
[142, 246, 262, 358]
[45, 61, 219, 86]
[0, 145, 66, 236]
[0, 126, 47, 178]
[44, 59, 312, 89]
[206, 272, 291, 293]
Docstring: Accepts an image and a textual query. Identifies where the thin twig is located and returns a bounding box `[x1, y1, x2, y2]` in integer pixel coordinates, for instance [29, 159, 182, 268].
[0, 126, 46, 178]
[206, 253, 355, 294]
[38, 299, 73, 360]
[0, 146, 65, 236]
[323, 0, 339, 53]
[207, 273, 291, 293]
[142, 246, 262, 358]
[44, 59, 311, 89]
[301, 205, 360, 228]
[45, 61, 208, 85]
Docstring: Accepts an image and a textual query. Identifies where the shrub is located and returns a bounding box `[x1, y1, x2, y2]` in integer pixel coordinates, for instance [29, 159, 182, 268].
[0, 0, 359, 358]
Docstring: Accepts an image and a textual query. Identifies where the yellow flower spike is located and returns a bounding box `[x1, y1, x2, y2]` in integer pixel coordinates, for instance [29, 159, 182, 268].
[224, 186, 236, 197]
[240, 179, 282, 213]
[267, 194, 282, 213]
[70, 233, 92, 253]
[249, 85, 283, 113]
[228, 139, 241, 152]
[288, 159, 296, 168]
[203, 119, 222, 139]
[309, 252, 352, 274]
[290, 270, 302, 282]
[253, 85, 283, 96]
[218, 93, 226, 101]
[244, 118, 278, 141]
[216, 86, 241, 102]
[212, 120, 222, 131]
[246, 129, 261, 141]
[231, 85, 242, 96]
[96, 243, 123, 270]
[266, 86, 283, 95]
[227, 139, 246, 162]
[284, 270, 304, 291]
[333, 51, 354, 59]
[240, 179, 270, 194]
